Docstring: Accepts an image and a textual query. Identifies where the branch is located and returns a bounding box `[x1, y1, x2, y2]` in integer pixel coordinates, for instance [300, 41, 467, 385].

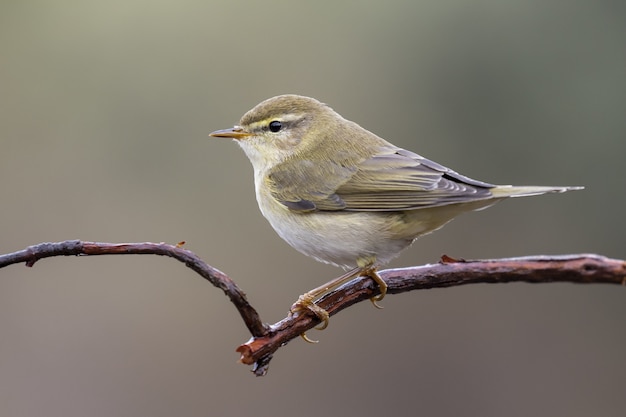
[1, 241, 624, 376]
[0, 240, 267, 337]
[237, 253, 625, 375]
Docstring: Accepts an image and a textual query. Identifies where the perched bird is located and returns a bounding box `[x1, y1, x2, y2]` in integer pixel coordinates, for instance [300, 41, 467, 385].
[210, 94, 581, 331]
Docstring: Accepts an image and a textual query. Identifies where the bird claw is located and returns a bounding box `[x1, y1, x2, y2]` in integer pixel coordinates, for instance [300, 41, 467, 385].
[291, 293, 330, 343]
[364, 268, 387, 309]
[300, 333, 319, 344]
[290, 266, 388, 342]
[369, 296, 385, 309]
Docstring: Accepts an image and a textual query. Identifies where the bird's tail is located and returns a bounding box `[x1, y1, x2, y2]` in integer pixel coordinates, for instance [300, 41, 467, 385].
[490, 185, 584, 199]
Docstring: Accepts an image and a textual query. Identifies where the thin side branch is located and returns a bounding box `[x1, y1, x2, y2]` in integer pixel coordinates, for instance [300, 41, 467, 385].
[0, 240, 266, 337]
[1, 241, 624, 376]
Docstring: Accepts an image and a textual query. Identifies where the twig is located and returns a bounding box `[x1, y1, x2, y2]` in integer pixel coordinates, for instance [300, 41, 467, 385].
[1, 241, 624, 376]
[237, 254, 625, 375]
[0, 240, 266, 337]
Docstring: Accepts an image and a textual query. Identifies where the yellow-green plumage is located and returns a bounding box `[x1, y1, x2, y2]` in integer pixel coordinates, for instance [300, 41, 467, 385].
[210, 94, 581, 269]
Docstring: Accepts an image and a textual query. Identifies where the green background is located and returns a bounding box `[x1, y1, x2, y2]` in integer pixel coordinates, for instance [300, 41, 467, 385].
[1, 1, 624, 416]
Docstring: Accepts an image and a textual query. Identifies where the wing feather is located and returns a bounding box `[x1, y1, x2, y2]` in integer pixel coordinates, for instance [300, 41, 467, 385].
[268, 146, 496, 212]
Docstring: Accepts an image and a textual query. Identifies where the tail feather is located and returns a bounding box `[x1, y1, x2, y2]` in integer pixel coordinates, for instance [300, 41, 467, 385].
[490, 185, 584, 199]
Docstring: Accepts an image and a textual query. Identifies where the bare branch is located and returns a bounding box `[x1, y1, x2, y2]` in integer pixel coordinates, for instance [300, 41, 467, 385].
[0, 240, 267, 338]
[237, 254, 625, 375]
[1, 241, 624, 377]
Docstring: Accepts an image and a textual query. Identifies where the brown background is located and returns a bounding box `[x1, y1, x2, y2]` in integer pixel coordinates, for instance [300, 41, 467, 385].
[1, 1, 625, 416]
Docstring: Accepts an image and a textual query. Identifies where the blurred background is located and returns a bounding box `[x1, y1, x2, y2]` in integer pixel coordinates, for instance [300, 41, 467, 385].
[1, 1, 624, 416]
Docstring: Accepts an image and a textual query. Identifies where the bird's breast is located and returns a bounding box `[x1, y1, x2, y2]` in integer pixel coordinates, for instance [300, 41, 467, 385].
[253, 177, 416, 268]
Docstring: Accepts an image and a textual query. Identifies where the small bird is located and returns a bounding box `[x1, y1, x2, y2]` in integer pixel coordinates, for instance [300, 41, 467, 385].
[210, 94, 581, 330]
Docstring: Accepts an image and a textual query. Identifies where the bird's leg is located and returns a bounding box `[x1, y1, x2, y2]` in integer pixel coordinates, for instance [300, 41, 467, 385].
[291, 266, 362, 330]
[291, 260, 388, 342]
[364, 267, 387, 307]
[354, 257, 388, 307]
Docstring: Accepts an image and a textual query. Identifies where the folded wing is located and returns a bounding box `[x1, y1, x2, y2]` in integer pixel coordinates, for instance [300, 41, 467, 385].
[268, 146, 495, 212]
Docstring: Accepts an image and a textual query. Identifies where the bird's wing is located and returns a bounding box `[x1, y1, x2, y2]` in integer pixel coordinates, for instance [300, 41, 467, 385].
[267, 147, 495, 212]
[336, 148, 495, 211]
[265, 157, 354, 211]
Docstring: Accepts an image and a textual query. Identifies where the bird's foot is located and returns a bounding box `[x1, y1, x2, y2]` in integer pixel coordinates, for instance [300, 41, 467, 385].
[363, 267, 387, 308]
[290, 293, 330, 344]
[289, 265, 388, 343]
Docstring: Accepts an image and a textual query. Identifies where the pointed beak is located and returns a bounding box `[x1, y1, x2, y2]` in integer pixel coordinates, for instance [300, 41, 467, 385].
[209, 126, 252, 140]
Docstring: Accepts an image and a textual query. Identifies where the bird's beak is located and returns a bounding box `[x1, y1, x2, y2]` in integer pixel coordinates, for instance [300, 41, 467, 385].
[209, 126, 252, 140]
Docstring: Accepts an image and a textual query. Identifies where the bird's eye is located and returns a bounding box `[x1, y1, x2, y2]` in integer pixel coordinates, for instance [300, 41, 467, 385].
[269, 120, 282, 132]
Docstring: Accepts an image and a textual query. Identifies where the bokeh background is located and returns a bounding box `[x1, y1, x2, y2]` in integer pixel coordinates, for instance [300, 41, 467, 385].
[1, 1, 624, 416]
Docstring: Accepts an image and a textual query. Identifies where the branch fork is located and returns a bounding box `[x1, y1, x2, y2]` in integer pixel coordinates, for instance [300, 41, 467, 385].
[1, 240, 624, 376]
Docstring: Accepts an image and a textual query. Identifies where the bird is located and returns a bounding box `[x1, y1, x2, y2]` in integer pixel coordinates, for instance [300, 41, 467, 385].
[209, 94, 582, 333]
